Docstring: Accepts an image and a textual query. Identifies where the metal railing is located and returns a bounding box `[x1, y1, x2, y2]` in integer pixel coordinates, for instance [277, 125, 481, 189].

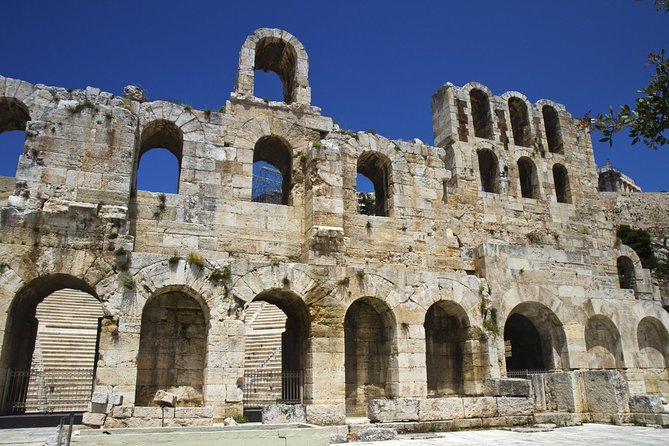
[243, 370, 303, 408]
[506, 368, 550, 379]
[2, 367, 94, 414]
[56, 413, 75, 446]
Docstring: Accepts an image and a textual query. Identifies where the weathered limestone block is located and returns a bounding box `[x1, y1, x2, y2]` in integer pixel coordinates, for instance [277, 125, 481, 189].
[111, 405, 133, 418]
[368, 398, 420, 422]
[109, 394, 123, 406]
[153, 390, 177, 407]
[174, 407, 214, 418]
[485, 378, 531, 397]
[543, 372, 578, 412]
[497, 397, 534, 416]
[578, 370, 629, 414]
[82, 412, 106, 427]
[89, 402, 109, 414]
[90, 392, 108, 404]
[262, 404, 307, 424]
[133, 406, 163, 418]
[419, 397, 465, 421]
[463, 396, 497, 418]
[105, 417, 163, 429]
[164, 417, 213, 427]
[357, 428, 398, 441]
[629, 395, 665, 414]
[629, 395, 665, 413]
[305, 404, 345, 425]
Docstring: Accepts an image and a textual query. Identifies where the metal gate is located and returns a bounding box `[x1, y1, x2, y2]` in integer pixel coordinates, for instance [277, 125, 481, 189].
[1, 367, 95, 414]
[242, 370, 303, 411]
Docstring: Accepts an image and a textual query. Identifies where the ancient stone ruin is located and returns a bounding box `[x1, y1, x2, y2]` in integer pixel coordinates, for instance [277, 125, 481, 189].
[1, 28, 668, 430]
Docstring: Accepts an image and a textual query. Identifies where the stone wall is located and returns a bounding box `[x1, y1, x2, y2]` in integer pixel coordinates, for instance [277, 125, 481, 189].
[0, 27, 668, 428]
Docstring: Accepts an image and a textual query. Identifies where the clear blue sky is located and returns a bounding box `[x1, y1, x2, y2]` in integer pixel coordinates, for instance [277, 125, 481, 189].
[1, 1, 668, 191]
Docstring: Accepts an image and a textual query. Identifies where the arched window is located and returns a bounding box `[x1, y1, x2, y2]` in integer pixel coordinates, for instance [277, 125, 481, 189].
[0, 97, 30, 177]
[617, 256, 636, 290]
[357, 152, 392, 216]
[470, 89, 493, 139]
[508, 97, 531, 147]
[517, 157, 539, 199]
[254, 37, 298, 104]
[543, 105, 563, 153]
[252, 136, 292, 205]
[135, 120, 183, 194]
[553, 163, 571, 203]
[477, 149, 499, 193]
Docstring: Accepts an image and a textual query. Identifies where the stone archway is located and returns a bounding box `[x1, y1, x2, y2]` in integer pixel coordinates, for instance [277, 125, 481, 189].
[344, 297, 396, 416]
[503, 302, 569, 374]
[0, 274, 102, 414]
[135, 289, 208, 407]
[585, 315, 624, 369]
[424, 300, 470, 396]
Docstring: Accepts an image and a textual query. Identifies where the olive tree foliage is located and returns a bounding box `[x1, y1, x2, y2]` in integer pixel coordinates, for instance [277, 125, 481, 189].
[585, 0, 669, 149]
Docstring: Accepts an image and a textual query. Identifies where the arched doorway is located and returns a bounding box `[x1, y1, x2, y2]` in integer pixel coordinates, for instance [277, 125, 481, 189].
[0, 275, 102, 415]
[243, 289, 309, 419]
[503, 302, 569, 377]
[424, 301, 469, 396]
[135, 289, 207, 407]
[344, 297, 396, 416]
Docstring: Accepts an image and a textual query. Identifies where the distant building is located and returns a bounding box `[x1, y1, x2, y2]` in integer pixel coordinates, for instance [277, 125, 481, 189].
[598, 161, 642, 193]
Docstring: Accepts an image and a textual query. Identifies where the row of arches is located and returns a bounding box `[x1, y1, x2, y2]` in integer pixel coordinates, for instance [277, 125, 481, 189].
[2, 273, 668, 415]
[469, 88, 563, 153]
[477, 149, 572, 203]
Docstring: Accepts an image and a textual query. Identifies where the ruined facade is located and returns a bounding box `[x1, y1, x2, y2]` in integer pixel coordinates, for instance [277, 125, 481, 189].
[1, 28, 669, 429]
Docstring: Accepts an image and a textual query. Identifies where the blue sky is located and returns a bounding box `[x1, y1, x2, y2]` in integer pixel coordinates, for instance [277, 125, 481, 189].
[1, 1, 668, 191]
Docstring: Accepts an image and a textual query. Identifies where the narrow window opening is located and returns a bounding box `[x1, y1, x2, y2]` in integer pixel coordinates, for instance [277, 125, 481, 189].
[252, 136, 292, 205]
[470, 89, 493, 139]
[508, 98, 531, 147]
[254, 37, 298, 104]
[477, 149, 499, 193]
[617, 256, 636, 290]
[517, 157, 539, 199]
[553, 163, 571, 203]
[356, 173, 376, 215]
[0, 97, 31, 178]
[543, 105, 563, 153]
[253, 69, 285, 103]
[357, 152, 392, 216]
[135, 120, 183, 195]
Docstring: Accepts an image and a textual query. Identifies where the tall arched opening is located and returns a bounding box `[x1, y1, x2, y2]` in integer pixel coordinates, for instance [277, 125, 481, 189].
[357, 152, 392, 216]
[637, 317, 669, 395]
[242, 289, 309, 419]
[135, 288, 207, 407]
[344, 297, 396, 416]
[503, 302, 569, 376]
[0, 97, 30, 178]
[0, 275, 102, 415]
[424, 301, 469, 396]
[585, 315, 624, 369]
[252, 136, 293, 205]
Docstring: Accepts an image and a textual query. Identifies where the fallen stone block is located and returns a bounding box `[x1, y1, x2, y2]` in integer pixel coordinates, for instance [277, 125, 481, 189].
[133, 406, 163, 418]
[109, 393, 123, 406]
[368, 398, 420, 422]
[174, 407, 214, 419]
[82, 412, 106, 427]
[154, 390, 178, 407]
[357, 428, 397, 441]
[305, 404, 345, 425]
[262, 403, 306, 424]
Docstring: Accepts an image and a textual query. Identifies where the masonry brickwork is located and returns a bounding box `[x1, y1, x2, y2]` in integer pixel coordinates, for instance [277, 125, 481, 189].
[0, 28, 668, 428]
